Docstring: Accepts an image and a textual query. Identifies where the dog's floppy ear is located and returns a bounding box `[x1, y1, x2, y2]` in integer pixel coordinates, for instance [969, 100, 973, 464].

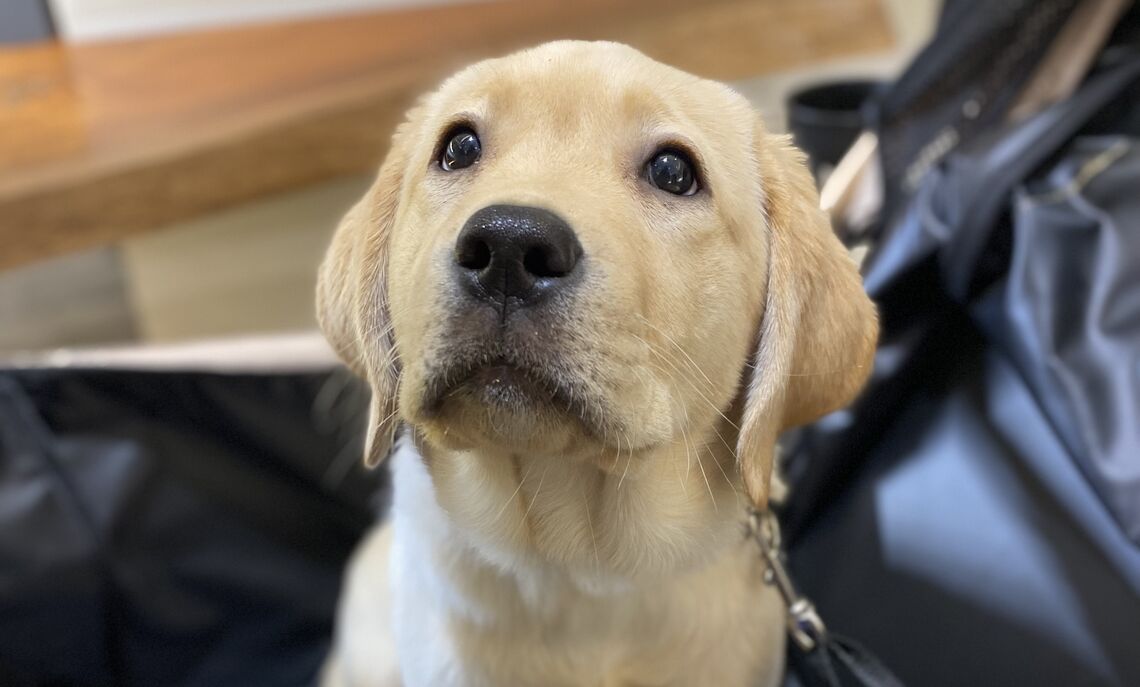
[736, 126, 878, 509]
[317, 105, 423, 468]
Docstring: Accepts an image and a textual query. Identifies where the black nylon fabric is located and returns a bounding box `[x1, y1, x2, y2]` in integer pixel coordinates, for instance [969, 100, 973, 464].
[996, 135, 1140, 545]
[780, 39, 1140, 687]
[0, 368, 382, 687]
[870, 0, 1082, 217]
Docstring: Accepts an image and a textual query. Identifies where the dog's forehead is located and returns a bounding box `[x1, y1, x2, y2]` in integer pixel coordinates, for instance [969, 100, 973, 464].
[431, 41, 744, 136]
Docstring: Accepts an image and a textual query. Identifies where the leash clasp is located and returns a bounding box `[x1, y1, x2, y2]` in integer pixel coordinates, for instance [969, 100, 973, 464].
[749, 509, 827, 652]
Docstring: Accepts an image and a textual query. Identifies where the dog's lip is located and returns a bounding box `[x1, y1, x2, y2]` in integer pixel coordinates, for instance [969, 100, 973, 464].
[423, 356, 547, 412]
[469, 361, 528, 384]
[421, 354, 594, 424]
[467, 360, 549, 396]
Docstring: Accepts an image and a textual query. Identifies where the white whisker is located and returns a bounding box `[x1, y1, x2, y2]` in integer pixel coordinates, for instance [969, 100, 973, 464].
[493, 460, 535, 523]
[693, 445, 718, 514]
[582, 483, 601, 570]
[616, 433, 634, 491]
[631, 333, 740, 431]
[635, 314, 718, 390]
[523, 461, 551, 521]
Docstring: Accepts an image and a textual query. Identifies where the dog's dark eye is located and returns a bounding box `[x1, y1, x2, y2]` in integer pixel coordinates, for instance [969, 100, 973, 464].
[647, 150, 698, 196]
[440, 128, 481, 170]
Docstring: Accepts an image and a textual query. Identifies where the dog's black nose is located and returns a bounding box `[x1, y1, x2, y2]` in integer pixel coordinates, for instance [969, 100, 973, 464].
[454, 204, 583, 309]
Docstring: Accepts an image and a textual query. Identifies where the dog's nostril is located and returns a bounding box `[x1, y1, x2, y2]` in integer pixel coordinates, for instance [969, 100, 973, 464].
[523, 246, 564, 278]
[457, 239, 492, 271]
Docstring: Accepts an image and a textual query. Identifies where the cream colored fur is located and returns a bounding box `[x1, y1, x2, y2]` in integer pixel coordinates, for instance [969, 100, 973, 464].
[316, 41, 878, 687]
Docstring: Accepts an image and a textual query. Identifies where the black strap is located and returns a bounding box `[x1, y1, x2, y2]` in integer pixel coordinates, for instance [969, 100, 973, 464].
[788, 631, 905, 687]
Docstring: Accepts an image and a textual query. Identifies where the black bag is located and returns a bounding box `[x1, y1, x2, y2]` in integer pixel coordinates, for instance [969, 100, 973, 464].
[0, 367, 383, 687]
[781, 3, 1140, 686]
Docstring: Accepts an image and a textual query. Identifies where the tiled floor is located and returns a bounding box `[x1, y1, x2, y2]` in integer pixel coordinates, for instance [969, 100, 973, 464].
[0, 0, 938, 353]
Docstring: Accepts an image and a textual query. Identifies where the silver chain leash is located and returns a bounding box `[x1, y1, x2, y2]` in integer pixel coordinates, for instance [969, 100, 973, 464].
[749, 509, 828, 653]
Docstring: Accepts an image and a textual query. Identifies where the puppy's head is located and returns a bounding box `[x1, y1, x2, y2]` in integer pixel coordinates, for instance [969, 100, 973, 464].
[319, 41, 875, 531]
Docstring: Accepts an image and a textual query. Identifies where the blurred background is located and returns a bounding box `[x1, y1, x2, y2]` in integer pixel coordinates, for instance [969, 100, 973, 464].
[0, 0, 935, 353]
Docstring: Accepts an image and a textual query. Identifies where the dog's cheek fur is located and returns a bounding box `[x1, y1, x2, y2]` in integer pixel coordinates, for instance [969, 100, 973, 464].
[388, 203, 456, 426]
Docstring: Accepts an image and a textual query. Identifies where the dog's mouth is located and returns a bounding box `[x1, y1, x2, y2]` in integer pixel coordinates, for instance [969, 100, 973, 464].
[421, 351, 598, 430]
[451, 360, 553, 410]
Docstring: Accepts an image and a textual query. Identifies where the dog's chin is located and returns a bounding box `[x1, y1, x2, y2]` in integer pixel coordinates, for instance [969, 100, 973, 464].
[461, 364, 554, 413]
[416, 361, 589, 453]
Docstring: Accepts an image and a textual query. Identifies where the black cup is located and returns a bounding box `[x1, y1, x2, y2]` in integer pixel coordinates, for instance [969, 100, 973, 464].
[787, 80, 880, 180]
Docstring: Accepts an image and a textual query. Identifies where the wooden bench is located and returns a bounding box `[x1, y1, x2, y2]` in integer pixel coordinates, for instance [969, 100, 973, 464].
[0, 0, 890, 270]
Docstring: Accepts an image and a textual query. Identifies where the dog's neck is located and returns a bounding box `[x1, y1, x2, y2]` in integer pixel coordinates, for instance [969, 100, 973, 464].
[390, 424, 750, 612]
[385, 436, 786, 687]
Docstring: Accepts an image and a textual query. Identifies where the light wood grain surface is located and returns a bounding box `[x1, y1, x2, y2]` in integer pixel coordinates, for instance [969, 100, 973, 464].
[0, 0, 891, 270]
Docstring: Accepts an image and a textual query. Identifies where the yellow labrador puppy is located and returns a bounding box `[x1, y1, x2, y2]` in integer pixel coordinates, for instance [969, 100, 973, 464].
[318, 41, 877, 687]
